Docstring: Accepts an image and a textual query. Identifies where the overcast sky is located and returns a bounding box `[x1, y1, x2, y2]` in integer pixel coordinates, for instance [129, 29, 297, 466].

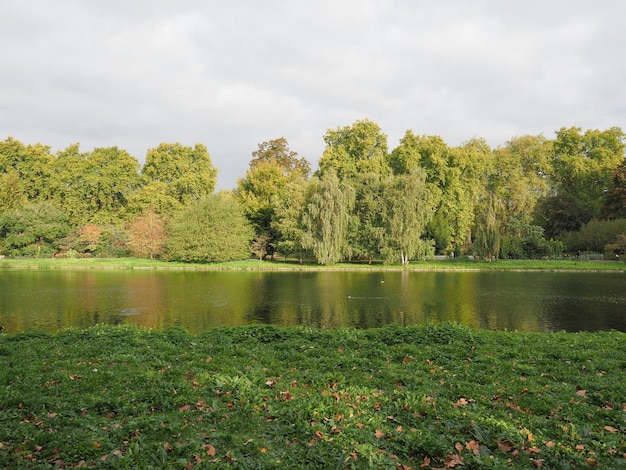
[2, 1, 625, 189]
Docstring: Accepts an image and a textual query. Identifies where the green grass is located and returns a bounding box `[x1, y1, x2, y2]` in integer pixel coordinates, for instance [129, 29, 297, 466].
[1, 255, 624, 271]
[1, 324, 624, 468]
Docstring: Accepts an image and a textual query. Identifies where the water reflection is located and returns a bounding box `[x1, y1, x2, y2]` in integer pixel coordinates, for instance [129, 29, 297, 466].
[0, 270, 624, 333]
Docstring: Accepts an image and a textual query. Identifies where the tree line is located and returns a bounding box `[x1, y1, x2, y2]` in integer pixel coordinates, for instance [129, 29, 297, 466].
[1, 120, 625, 264]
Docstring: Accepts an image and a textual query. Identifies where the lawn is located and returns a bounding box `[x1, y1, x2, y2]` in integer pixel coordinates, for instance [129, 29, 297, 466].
[1, 324, 624, 468]
[1, 255, 624, 272]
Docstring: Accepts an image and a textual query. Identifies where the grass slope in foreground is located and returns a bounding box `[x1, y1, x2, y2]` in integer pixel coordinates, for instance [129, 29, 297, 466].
[1, 324, 625, 469]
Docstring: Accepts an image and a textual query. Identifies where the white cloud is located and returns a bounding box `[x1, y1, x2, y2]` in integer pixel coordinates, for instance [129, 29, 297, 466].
[1, 0, 625, 189]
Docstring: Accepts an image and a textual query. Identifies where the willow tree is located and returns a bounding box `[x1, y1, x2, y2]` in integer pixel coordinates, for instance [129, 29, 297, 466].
[473, 192, 505, 260]
[388, 132, 483, 253]
[380, 169, 434, 265]
[302, 169, 355, 265]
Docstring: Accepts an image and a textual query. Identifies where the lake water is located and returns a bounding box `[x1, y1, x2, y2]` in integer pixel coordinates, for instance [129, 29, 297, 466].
[1, 269, 625, 334]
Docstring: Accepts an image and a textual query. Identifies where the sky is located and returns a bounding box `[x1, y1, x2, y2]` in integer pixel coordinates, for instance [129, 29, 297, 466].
[2, 1, 626, 190]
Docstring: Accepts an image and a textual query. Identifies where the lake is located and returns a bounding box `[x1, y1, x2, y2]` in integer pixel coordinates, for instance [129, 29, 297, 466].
[1, 269, 625, 334]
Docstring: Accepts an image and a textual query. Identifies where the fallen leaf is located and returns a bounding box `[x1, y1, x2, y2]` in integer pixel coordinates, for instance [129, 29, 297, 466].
[444, 453, 463, 468]
[576, 389, 587, 397]
[604, 425, 619, 433]
[420, 456, 431, 468]
[205, 444, 216, 457]
[466, 440, 481, 456]
[498, 441, 514, 453]
[546, 441, 555, 448]
[531, 458, 544, 468]
[454, 398, 469, 407]
[375, 429, 385, 439]
[454, 442, 464, 452]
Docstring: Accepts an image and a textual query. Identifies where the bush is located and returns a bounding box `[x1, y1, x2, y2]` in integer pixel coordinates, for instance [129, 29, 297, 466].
[165, 193, 254, 263]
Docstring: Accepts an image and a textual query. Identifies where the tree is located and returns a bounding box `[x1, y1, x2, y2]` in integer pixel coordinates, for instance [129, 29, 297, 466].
[128, 209, 168, 259]
[389, 132, 484, 252]
[237, 139, 311, 257]
[380, 169, 434, 265]
[301, 169, 355, 265]
[272, 176, 310, 262]
[604, 159, 626, 219]
[318, 119, 390, 179]
[49, 145, 141, 225]
[0, 202, 70, 257]
[165, 193, 253, 263]
[142, 143, 218, 205]
[541, 126, 626, 235]
[250, 137, 310, 177]
[0, 171, 25, 210]
[472, 192, 505, 260]
[349, 173, 386, 262]
[0, 137, 54, 201]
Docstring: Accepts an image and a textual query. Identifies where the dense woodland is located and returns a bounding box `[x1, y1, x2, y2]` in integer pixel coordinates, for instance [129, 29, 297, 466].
[1, 120, 626, 264]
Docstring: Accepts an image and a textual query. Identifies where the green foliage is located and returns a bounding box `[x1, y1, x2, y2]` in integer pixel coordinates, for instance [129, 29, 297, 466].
[562, 218, 626, 254]
[380, 169, 435, 265]
[472, 193, 505, 260]
[302, 169, 355, 264]
[604, 158, 626, 219]
[165, 193, 253, 263]
[49, 145, 141, 226]
[540, 126, 626, 236]
[1, 324, 625, 469]
[272, 177, 310, 261]
[318, 119, 391, 179]
[141, 142, 217, 205]
[0, 202, 70, 257]
[0, 170, 25, 210]
[0, 137, 54, 200]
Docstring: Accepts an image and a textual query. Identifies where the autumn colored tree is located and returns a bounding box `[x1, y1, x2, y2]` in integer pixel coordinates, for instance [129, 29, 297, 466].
[128, 209, 167, 259]
[250, 137, 310, 177]
[237, 138, 311, 258]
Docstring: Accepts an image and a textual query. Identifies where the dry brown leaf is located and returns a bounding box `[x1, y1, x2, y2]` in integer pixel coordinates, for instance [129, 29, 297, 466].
[375, 429, 385, 439]
[604, 425, 620, 433]
[576, 389, 587, 397]
[498, 441, 514, 453]
[444, 453, 464, 468]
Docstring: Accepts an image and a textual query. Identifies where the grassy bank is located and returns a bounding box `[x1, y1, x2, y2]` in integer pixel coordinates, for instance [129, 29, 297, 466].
[1, 324, 624, 468]
[1, 256, 625, 271]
